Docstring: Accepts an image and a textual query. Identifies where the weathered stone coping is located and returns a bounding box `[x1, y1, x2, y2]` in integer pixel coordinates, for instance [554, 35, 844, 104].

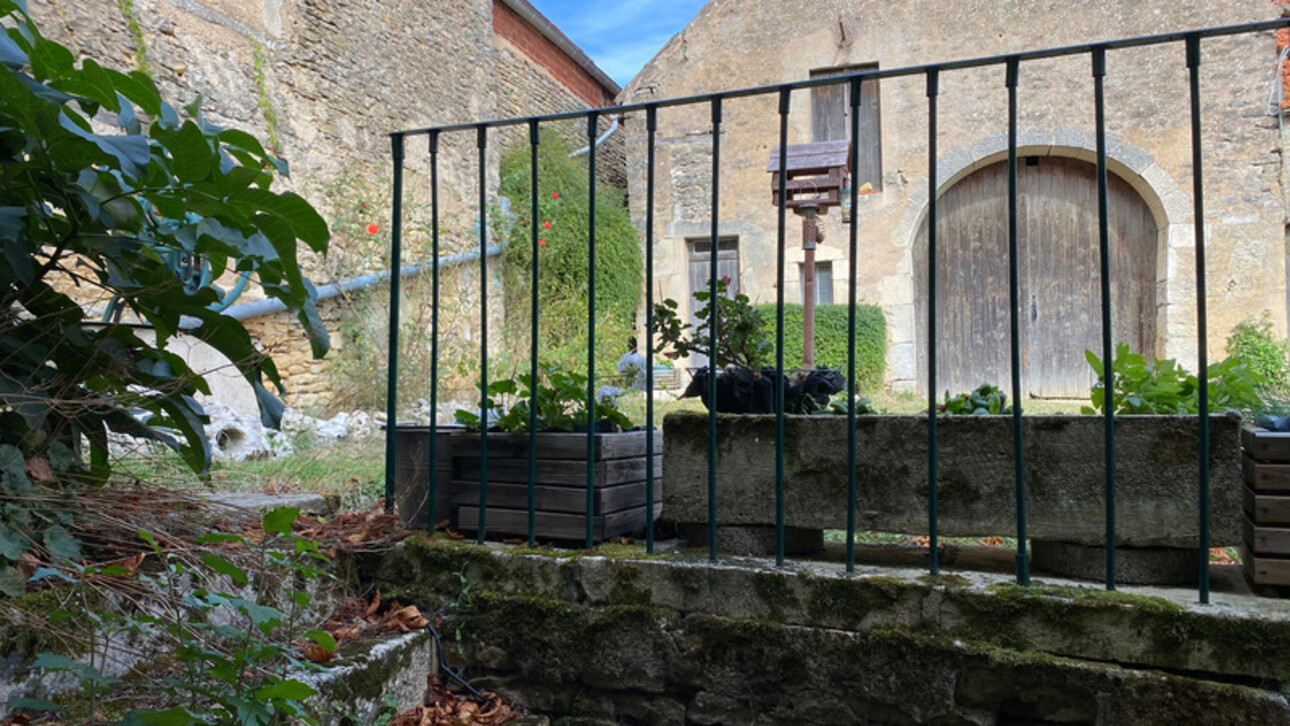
[373, 535, 1290, 686]
[662, 411, 1243, 547]
[368, 536, 1290, 723]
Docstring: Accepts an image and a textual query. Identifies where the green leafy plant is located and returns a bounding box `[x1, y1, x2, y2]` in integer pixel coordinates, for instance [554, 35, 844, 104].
[1226, 311, 1289, 393]
[820, 393, 881, 415]
[0, 0, 328, 483]
[941, 383, 1011, 416]
[653, 278, 772, 369]
[453, 364, 633, 433]
[1081, 343, 1264, 415]
[10, 507, 335, 723]
[752, 302, 887, 388]
[498, 136, 641, 376]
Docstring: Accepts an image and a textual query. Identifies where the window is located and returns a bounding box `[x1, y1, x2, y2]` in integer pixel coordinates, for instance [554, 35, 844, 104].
[811, 65, 882, 191]
[799, 261, 834, 306]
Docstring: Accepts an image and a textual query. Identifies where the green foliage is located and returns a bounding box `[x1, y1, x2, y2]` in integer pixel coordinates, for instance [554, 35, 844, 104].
[497, 137, 641, 375]
[941, 383, 1011, 415]
[1226, 311, 1289, 393]
[116, 0, 149, 75]
[752, 303, 887, 389]
[454, 364, 633, 433]
[0, 1, 328, 482]
[1081, 343, 1264, 415]
[248, 36, 280, 153]
[654, 278, 772, 369]
[820, 393, 880, 415]
[10, 508, 334, 723]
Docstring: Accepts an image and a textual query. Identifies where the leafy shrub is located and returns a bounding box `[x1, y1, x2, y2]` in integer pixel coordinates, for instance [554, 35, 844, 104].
[1227, 311, 1289, 392]
[497, 137, 641, 376]
[1082, 343, 1264, 415]
[453, 364, 633, 433]
[941, 383, 1011, 415]
[752, 303, 886, 389]
[0, 1, 327, 475]
[12, 507, 335, 723]
[654, 278, 772, 369]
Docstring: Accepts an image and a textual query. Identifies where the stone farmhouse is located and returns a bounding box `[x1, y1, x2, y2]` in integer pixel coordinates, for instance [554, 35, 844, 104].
[30, 0, 621, 412]
[621, 0, 1290, 396]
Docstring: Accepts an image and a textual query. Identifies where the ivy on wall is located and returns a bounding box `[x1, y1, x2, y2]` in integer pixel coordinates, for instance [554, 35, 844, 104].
[116, 0, 149, 75]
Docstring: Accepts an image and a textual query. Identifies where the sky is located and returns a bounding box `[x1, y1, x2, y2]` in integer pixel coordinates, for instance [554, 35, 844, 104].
[529, 0, 708, 87]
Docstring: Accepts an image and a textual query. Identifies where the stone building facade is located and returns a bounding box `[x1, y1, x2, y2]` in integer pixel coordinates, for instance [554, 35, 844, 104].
[621, 0, 1290, 395]
[30, 0, 621, 413]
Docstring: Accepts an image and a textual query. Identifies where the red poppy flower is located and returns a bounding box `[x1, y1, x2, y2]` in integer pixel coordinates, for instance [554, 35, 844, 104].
[551, 192, 560, 200]
[543, 221, 552, 229]
[721, 275, 731, 287]
[539, 238, 547, 246]
[366, 223, 380, 235]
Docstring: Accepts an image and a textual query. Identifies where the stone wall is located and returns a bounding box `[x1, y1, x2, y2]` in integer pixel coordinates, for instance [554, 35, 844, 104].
[621, 0, 1288, 392]
[368, 537, 1290, 725]
[29, 0, 622, 415]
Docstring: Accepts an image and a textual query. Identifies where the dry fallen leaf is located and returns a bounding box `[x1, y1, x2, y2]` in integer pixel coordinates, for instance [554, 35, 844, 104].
[302, 644, 333, 664]
[23, 457, 53, 483]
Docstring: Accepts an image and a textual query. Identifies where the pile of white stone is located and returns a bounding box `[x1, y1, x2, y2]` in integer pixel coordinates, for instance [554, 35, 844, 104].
[205, 401, 379, 462]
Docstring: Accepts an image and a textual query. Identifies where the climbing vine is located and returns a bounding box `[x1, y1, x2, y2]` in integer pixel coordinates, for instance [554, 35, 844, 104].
[249, 36, 281, 153]
[115, 0, 149, 75]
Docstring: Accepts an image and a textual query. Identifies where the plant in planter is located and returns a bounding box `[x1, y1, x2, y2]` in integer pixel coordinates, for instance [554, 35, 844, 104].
[652, 279, 844, 413]
[1081, 343, 1263, 415]
[449, 365, 659, 542]
[940, 383, 1012, 416]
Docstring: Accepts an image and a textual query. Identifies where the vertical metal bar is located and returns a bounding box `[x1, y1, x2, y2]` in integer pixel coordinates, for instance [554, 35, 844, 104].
[926, 69, 940, 575]
[708, 96, 722, 563]
[586, 111, 599, 550]
[476, 125, 490, 544]
[383, 132, 405, 515]
[528, 119, 540, 548]
[846, 77, 861, 574]
[1092, 46, 1116, 590]
[1006, 57, 1030, 586]
[775, 89, 790, 567]
[645, 105, 659, 555]
[1187, 34, 1212, 604]
[427, 131, 440, 531]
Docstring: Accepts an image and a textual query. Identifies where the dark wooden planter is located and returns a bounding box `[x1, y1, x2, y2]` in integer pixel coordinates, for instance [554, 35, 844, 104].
[449, 429, 663, 542]
[1241, 424, 1290, 588]
[388, 424, 457, 530]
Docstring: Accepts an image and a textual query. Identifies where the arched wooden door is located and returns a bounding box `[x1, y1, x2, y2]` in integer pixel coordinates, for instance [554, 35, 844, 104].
[914, 156, 1157, 399]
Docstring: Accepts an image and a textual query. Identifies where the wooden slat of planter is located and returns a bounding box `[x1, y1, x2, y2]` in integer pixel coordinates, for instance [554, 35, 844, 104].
[1245, 484, 1290, 526]
[456, 502, 663, 541]
[449, 478, 663, 514]
[1244, 454, 1290, 492]
[455, 455, 663, 486]
[1241, 543, 1290, 587]
[1244, 514, 1290, 556]
[449, 430, 663, 461]
[1242, 424, 1290, 463]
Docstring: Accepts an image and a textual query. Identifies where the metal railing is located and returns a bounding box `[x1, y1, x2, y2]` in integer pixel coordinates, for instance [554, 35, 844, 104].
[385, 19, 1290, 604]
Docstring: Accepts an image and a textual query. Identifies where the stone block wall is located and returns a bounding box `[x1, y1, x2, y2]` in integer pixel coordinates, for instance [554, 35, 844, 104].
[28, 0, 622, 415]
[621, 0, 1289, 393]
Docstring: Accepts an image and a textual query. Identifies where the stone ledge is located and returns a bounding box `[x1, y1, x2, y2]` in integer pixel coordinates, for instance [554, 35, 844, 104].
[300, 629, 435, 726]
[372, 537, 1290, 724]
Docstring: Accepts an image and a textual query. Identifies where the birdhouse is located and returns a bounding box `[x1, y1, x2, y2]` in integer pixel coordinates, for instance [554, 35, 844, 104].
[766, 140, 851, 211]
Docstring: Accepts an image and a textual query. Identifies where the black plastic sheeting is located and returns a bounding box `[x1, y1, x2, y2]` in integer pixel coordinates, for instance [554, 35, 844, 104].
[681, 367, 847, 414]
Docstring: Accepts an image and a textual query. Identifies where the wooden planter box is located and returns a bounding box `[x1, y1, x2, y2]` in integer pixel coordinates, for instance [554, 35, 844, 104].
[1242, 424, 1290, 588]
[449, 429, 663, 542]
[388, 424, 456, 530]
